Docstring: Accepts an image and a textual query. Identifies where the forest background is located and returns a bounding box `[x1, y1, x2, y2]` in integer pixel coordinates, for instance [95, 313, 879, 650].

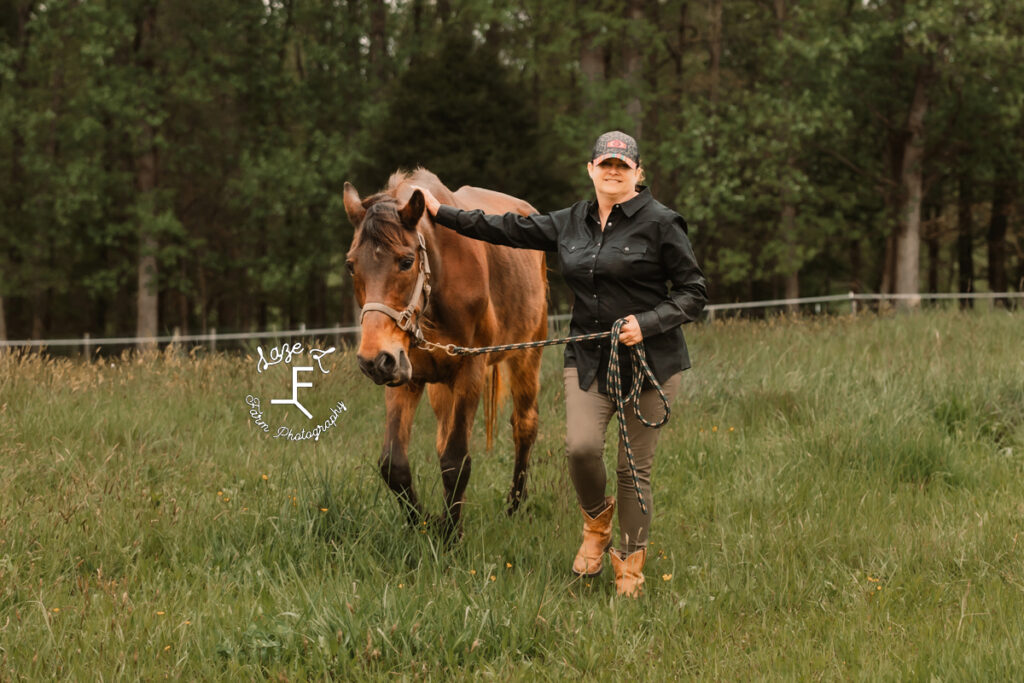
[1, 0, 1022, 343]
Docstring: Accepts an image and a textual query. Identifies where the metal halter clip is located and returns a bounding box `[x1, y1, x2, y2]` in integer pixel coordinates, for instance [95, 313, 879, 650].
[396, 308, 415, 331]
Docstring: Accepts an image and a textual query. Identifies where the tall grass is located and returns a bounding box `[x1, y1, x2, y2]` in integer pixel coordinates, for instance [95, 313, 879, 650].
[1, 309, 1023, 679]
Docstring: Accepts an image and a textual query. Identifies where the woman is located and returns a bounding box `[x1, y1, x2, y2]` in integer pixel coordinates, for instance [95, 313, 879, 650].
[415, 131, 707, 597]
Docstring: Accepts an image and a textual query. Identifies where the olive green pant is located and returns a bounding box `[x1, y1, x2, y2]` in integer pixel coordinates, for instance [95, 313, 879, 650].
[563, 366, 682, 553]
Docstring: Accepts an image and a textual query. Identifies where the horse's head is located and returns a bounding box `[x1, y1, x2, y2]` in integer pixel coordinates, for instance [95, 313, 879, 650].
[344, 181, 430, 386]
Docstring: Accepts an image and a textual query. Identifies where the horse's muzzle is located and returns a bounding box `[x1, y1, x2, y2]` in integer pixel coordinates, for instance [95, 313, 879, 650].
[358, 349, 412, 386]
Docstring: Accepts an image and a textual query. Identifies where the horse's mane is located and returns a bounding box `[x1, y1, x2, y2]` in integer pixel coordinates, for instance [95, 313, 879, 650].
[356, 168, 454, 250]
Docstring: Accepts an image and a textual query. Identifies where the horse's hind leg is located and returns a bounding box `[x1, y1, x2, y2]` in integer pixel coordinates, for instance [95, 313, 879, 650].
[380, 382, 425, 526]
[505, 347, 542, 515]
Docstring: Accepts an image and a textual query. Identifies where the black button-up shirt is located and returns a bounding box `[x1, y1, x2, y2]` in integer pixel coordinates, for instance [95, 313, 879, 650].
[435, 187, 707, 393]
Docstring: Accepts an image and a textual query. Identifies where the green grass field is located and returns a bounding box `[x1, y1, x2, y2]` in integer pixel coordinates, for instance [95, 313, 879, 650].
[2, 309, 1023, 680]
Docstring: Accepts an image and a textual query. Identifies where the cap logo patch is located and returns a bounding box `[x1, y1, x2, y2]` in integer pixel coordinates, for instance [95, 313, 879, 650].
[607, 139, 628, 149]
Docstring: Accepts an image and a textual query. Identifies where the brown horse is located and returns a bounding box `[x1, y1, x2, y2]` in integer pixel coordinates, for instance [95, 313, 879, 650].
[343, 168, 547, 537]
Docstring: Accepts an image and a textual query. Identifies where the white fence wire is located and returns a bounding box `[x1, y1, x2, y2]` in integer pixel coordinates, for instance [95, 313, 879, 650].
[1, 291, 1021, 351]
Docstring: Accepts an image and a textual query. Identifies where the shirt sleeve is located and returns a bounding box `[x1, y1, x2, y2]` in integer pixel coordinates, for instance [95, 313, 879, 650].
[633, 215, 708, 336]
[434, 205, 563, 251]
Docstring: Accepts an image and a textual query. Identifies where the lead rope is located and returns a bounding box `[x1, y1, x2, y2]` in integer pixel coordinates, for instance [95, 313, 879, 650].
[419, 318, 670, 515]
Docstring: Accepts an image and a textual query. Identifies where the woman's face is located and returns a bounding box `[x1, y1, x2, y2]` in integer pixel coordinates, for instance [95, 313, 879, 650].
[587, 157, 640, 197]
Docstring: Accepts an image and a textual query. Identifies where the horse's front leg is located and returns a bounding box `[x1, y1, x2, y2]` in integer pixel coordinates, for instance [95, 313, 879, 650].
[428, 360, 485, 540]
[380, 381, 425, 526]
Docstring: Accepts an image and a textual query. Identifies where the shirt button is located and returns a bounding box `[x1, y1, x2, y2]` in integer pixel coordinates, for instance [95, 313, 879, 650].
[592, 294, 597, 299]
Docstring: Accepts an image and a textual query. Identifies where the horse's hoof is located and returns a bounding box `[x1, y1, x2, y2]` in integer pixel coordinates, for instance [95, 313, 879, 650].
[506, 490, 526, 516]
[427, 514, 463, 546]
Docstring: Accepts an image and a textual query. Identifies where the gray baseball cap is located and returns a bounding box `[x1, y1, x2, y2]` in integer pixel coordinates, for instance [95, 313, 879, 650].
[591, 131, 639, 169]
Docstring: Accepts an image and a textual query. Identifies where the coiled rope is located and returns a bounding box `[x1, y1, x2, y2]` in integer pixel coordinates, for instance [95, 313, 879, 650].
[418, 317, 670, 514]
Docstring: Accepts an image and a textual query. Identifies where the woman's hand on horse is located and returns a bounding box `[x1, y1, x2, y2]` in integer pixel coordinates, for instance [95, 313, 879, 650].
[618, 315, 644, 346]
[411, 186, 441, 217]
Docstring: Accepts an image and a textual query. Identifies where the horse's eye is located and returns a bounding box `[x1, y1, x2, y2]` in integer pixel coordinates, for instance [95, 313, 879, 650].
[399, 257, 415, 271]
[345, 260, 355, 275]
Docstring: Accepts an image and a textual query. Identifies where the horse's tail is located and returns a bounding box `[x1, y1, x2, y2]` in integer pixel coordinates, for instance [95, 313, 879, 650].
[484, 363, 504, 451]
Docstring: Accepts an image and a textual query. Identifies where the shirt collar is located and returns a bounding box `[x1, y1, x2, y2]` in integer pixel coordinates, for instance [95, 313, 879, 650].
[620, 186, 652, 217]
[587, 185, 652, 222]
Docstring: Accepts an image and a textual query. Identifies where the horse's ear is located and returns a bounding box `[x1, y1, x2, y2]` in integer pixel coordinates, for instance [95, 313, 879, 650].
[343, 182, 365, 227]
[399, 190, 425, 229]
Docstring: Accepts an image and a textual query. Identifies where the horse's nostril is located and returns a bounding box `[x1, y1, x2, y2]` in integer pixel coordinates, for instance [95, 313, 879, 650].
[375, 351, 397, 375]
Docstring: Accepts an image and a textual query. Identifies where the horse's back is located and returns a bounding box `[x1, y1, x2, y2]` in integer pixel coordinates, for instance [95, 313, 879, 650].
[451, 185, 547, 345]
[453, 185, 537, 218]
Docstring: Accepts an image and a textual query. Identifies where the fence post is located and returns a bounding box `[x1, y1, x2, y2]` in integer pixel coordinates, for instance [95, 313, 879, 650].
[83, 332, 91, 360]
[849, 291, 857, 315]
[172, 326, 181, 354]
[209, 327, 216, 353]
[334, 323, 341, 350]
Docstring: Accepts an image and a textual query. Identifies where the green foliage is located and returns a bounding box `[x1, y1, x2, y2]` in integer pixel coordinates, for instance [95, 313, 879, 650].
[359, 33, 573, 211]
[0, 0, 1022, 337]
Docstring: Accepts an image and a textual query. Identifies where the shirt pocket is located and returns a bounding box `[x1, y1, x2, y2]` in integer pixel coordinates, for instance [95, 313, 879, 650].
[559, 239, 590, 273]
[604, 243, 656, 280]
[613, 244, 647, 259]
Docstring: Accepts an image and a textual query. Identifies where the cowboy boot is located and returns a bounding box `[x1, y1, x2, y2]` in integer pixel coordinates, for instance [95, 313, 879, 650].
[609, 547, 647, 597]
[571, 497, 615, 577]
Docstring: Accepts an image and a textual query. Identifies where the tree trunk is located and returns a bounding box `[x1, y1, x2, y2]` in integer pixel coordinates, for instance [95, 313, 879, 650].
[893, 62, 930, 309]
[368, 0, 387, 83]
[927, 233, 940, 295]
[579, 0, 606, 122]
[347, 0, 363, 67]
[707, 0, 722, 106]
[849, 237, 863, 293]
[31, 291, 45, 340]
[956, 172, 974, 308]
[177, 261, 189, 335]
[773, 1, 800, 312]
[4, 3, 35, 343]
[987, 168, 1009, 307]
[880, 234, 895, 295]
[1017, 247, 1024, 300]
[135, 3, 159, 349]
[881, 1, 905, 298]
[781, 202, 799, 311]
[624, 0, 644, 137]
[436, 0, 451, 24]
